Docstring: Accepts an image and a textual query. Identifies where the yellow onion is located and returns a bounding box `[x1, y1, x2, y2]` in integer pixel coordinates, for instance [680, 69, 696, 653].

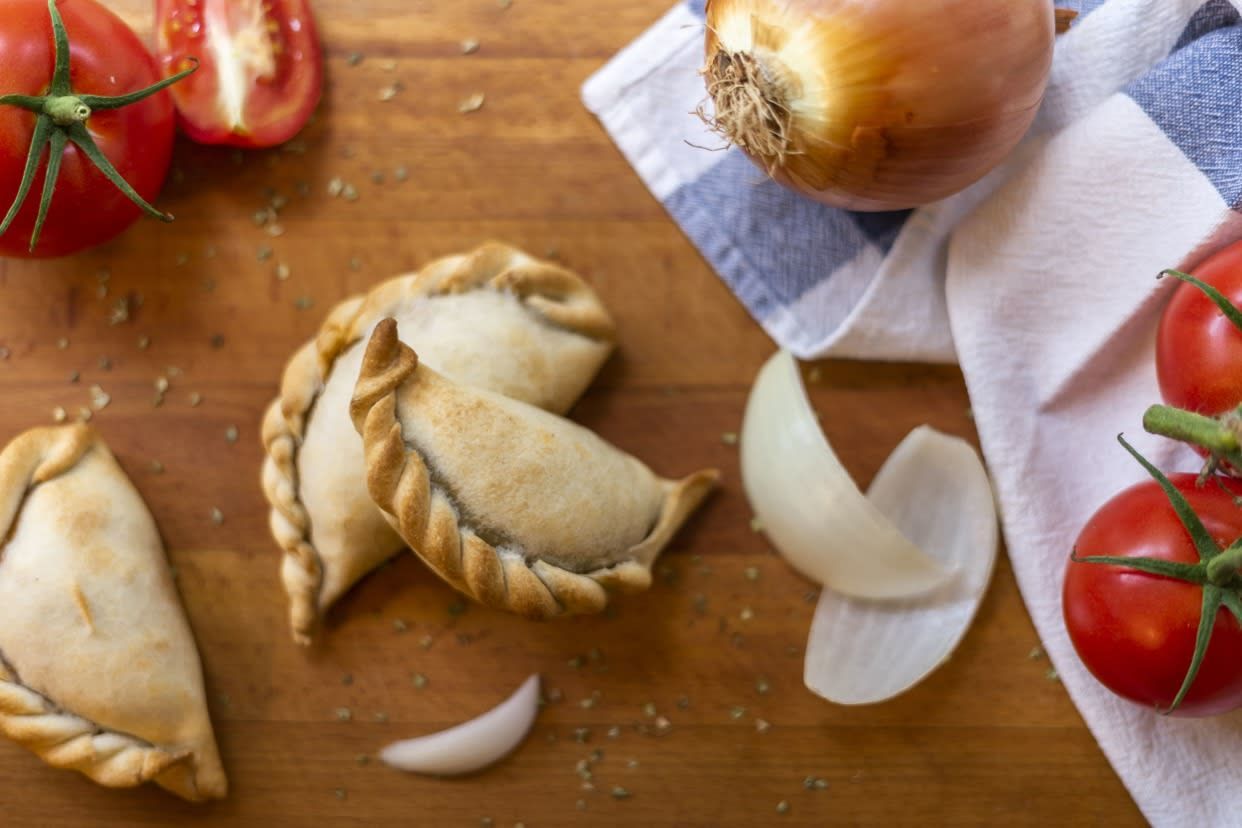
[701, 0, 1056, 210]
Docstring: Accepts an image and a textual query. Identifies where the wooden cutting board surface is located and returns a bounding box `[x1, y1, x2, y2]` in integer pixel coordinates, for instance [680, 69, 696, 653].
[0, 1, 1144, 824]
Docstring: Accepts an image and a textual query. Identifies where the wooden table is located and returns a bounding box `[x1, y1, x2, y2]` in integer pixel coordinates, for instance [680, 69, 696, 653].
[0, 1, 1144, 824]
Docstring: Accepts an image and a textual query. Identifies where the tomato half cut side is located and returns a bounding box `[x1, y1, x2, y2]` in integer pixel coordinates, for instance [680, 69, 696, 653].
[156, 0, 322, 148]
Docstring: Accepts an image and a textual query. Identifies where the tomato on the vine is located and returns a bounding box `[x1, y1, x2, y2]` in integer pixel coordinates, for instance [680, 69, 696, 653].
[155, 0, 322, 148]
[0, 0, 189, 258]
[1157, 239, 1242, 416]
[1064, 466, 1242, 717]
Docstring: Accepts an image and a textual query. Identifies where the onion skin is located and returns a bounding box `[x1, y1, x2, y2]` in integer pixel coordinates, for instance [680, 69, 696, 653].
[702, 0, 1055, 211]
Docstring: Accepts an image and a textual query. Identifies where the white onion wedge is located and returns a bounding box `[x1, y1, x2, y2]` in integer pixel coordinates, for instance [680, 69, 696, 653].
[379, 674, 540, 776]
[804, 426, 998, 705]
[740, 350, 951, 599]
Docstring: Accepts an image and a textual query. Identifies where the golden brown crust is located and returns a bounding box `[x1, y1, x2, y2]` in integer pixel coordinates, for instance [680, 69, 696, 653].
[351, 319, 718, 619]
[261, 242, 617, 643]
[0, 425, 223, 801]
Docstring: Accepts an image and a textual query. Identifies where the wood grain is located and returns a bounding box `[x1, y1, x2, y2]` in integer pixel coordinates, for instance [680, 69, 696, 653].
[0, 0, 1143, 825]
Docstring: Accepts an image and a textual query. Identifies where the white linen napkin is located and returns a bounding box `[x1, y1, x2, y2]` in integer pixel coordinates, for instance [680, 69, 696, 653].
[584, 1, 1242, 824]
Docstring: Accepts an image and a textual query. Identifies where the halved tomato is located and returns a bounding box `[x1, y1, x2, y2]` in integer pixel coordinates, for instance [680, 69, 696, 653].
[155, 0, 322, 147]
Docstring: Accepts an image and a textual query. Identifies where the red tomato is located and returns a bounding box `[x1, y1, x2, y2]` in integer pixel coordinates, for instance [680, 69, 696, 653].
[155, 0, 322, 148]
[0, 0, 175, 258]
[1064, 474, 1242, 717]
[1157, 240, 1242, 416]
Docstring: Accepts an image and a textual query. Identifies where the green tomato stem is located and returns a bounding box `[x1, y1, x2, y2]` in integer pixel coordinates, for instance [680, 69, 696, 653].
[1143, 405, 1242, 468]
[43, 96, 90, 127]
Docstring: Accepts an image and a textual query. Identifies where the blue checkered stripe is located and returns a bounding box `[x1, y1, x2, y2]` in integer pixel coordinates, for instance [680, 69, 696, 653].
[670, 0, 1238, 328]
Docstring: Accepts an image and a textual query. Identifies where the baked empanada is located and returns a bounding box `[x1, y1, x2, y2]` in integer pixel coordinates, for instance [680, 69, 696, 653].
[262, 242, 617, 642]
[350, 318, 718, 618]
[0, 425, 226, 801]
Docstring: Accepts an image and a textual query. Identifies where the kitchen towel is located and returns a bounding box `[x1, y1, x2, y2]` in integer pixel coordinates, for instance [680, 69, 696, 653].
[584, 1, 1242, 825]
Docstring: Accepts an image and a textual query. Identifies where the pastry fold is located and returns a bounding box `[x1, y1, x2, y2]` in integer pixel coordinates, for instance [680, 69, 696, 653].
[262, 242, 616, 642]
[351, 318, 718, 618]
[0, 425, 226, 801]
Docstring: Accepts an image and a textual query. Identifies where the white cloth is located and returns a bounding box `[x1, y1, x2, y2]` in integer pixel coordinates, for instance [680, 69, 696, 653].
[584, 1, 1242, 824]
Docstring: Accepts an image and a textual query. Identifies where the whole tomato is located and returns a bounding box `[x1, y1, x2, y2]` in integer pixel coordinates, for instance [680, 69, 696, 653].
[1157, 240, 1242, 416]
[0, 0, 178, 258]
[1064, 472, 1242, 717]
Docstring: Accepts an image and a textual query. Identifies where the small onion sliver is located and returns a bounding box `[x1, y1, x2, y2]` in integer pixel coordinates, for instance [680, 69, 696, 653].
[740, 350, 951, 599]
[379, 674, 541, 776]
[804, 426, 998, 705]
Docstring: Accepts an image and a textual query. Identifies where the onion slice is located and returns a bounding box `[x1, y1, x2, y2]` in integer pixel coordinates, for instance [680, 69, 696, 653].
[804, 426, 998, 705]
[740, 350, 951, 598]
[379, 674, 541, 776]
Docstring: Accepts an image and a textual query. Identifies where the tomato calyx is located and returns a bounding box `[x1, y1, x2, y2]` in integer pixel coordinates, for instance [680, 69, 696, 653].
[0, 0, 198, 252]
[1071, 434, 1242, 714]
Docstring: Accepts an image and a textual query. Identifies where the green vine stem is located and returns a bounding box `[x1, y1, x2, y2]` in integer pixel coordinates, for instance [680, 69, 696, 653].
[1143, 404, 1242, 469]
[0, 0, 197, 252]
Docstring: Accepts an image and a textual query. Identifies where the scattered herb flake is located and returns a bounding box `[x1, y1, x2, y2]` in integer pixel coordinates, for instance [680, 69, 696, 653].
[327, 177, 344, 197]
[545, 687, 563, 703]
[641, 702, 657, 718]
[412, 673, 428, 689]
[607, 725, 620, 739]
[342, 184, 359, 202]
[462, 38, 480, 54]
[210, 507, 224, 525]
[654, 716, 671, 734]
[98, 356, 112, 371]
[51, 406, 67, 423]
[356, 753, 370, 766]
[807, 366, 822, 383]
[740, 606, 755, 622]
[1045, 668, 1060, 682]
[150, 460, 164, 474]
[275, 262, 291, 280]
[393, 166, 409, 182]
[294, 296, 315, 311]
[458, 93, 485, 114]
[749, 517, 764, 532]
[379, 83, 401, 101]
[266, 223, 286, 237]
[730, 706, 746, 720]
[573, 727, 591, 744]
[137, 335, 150, 350]
[721, 431, 739, 445]
[373, 711, 388, 723]
[225, 425, 239, 444]
[776, 800, 790, 815]
[346, 51, 363, 66]
[68, 370, 79, 383]
[333, 787, 346, 800]
[676, 695, 690, 710]
[370, 170, 385, 185]
[257, 245, 274, 262]
[393, 618, 409, 633]
[756, 677, 771, 695]
[568, 655, 584, 669]
[418, 633, 433, 650]
[611, 786, 630, 800]
[89, 385, 110, 411]
[334, 707, 352, 722]
[1028, 645, 1045, 660]
[744, 566, 760, 582]
[189, 392, 203, 407]
[575, 799, 587, 811]
[756, 718, 771, 733]
[57, 337, 69, 350]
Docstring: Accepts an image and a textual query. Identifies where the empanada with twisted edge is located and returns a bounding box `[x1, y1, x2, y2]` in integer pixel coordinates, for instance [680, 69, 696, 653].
[0, 425, 226, 801]
[351, 318, 718, 618]
[262, 242, 617, 642]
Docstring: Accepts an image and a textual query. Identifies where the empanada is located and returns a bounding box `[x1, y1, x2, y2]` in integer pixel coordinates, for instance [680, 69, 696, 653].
[262, 242, 617, 642]
[0, 425, 226, 801]
[350, 318, 718, 618]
